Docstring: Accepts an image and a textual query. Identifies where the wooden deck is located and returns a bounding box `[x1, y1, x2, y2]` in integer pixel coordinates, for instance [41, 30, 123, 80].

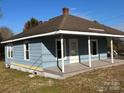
[44, 59, 124, 79]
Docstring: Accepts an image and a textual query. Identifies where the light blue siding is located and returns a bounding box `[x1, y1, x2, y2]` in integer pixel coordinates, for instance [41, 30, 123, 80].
[64, 35, 108, 64]
[5, 35, 108, 69]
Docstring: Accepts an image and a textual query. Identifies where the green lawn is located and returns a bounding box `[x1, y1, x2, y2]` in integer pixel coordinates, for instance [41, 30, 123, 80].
[0, 61, 124, 93]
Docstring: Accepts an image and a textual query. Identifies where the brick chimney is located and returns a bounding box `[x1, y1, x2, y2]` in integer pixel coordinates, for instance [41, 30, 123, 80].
[62, 8, 69, 15]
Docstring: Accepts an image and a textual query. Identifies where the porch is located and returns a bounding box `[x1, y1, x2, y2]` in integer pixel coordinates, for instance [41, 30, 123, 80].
[57, 35, 114, 73]
[44, 59, 124, 79]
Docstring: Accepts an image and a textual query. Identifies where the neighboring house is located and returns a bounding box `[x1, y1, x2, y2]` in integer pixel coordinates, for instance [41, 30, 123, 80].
[1, 8, 124, 78]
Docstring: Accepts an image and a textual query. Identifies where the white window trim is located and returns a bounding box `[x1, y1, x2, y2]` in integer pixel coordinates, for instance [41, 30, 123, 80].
[7, 45, 13, 58]
[69, 38, 79, 58]
[7, 46, 10, 58]
[91, 39, 99, 56]
[24, 43, 30, 61]
[55, 39, 67, 60]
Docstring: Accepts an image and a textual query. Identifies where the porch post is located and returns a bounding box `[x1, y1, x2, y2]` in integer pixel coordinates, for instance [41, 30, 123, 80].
[61, 35, 64, 73]
[88, 36, 92, 67]
[110, 38, 114, 63]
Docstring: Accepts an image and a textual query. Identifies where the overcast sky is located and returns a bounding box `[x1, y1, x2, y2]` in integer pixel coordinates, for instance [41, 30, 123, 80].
[0, 0, 124, 33]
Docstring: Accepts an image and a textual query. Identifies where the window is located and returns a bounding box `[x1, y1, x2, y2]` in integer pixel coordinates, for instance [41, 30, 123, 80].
[24, 43, 30, 60]
[56, 39, 66, 59]
[7, 45, 13, 58]
[91, 40, 98, 55]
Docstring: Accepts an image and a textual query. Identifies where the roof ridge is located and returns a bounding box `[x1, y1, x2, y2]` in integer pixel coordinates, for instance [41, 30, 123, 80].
[58, 15, 67, 29]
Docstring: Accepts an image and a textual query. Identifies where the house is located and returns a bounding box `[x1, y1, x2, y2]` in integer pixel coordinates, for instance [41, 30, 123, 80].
[1, 8, 124, 79]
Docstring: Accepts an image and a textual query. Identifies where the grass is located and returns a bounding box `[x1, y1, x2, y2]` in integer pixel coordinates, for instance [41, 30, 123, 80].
[0, 61, 124, 93]
[0, 61, 60, 93]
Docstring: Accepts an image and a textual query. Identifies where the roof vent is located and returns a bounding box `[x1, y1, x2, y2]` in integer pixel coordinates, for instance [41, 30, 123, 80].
[62, 8, 69, 15]
[88, 28, 104, 31]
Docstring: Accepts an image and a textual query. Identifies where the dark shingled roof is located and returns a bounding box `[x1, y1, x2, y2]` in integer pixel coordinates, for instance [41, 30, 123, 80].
[6, 14, 124, 41]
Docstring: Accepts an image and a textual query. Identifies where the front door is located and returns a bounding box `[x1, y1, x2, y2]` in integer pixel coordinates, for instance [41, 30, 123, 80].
[69, 39, 79, 63]
[91, 40, 98, 56]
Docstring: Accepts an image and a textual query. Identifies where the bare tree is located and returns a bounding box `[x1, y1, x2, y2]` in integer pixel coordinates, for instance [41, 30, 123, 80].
[0, 27, 13, 41]
[0, 27, 13, 59]
[0, 0, 3, 18]
[0, 8, 2, 18]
